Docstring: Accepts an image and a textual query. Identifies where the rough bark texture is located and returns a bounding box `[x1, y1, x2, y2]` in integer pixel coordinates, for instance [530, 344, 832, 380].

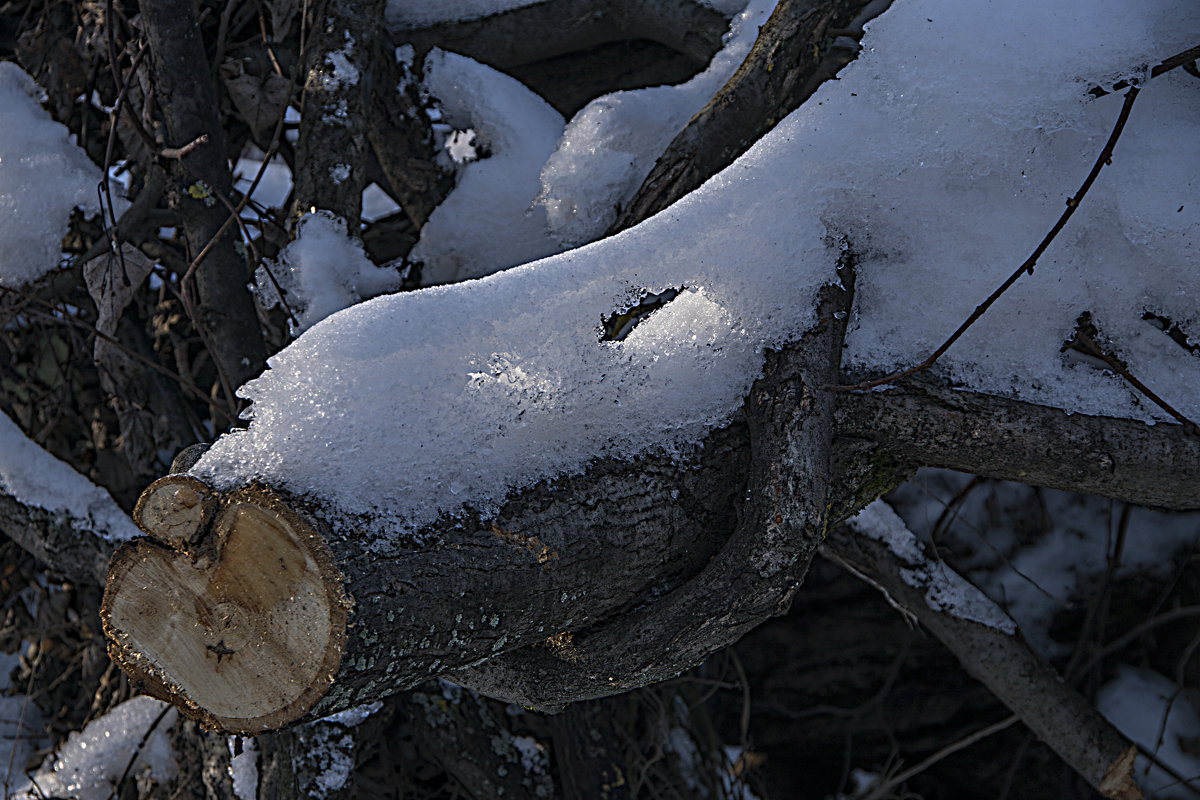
[0, 492, 115, 587]
[136, 0, 267, 391]
[453, 280, 851, 709]
[610, 0, 881, 234]
[390, 0, 728, 74]
[834, 375, 1200, 511]
[365, 36, 455, 229]
[291, 0, 385, 228]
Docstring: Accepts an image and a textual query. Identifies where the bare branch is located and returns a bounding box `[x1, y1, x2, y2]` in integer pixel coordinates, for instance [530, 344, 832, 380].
[824, 504, 1143, 800]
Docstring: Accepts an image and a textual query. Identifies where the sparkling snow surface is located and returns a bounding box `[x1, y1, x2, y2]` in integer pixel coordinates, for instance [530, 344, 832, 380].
[0, 63, 107, 287]
[12, 696, 176, 800]
[197, 0, 1199, 543]
[0, 411, 139, 542]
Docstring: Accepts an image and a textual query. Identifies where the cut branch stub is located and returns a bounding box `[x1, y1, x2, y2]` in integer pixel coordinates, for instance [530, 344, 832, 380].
[133, 475, 219, 553]
[103, 482, 350, 734]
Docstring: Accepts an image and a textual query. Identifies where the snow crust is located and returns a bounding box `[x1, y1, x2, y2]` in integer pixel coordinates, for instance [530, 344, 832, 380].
[0, 411, 139, 542]
[0, 63, 106, 287]
[849, 501, 1018, 633]
[198, 0, 1199, 542]
[12, 696, 177, 800]
[1097, 666, 1200, 799]
[535, 0, 775, 247]
[254, 211, 401, 333]
[412, 50, 565, 284]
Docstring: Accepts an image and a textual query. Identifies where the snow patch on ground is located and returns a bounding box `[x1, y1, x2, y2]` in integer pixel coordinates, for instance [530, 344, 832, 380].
[888, 469, 1200, 658]
[11, 696, 176, 800]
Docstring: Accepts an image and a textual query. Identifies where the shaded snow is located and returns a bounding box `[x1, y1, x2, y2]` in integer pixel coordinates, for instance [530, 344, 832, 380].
[536, 0, 776, 247]
[11, 696, 176, 800]
[197, 0, 1199, 544]
[0, 411, 139, 543]
[412, 50, 565, 284]
[1098, 666, 1200, 799]
[0, 63, 108, 288]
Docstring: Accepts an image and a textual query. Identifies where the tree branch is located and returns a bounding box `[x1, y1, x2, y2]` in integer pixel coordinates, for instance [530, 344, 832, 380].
[834, 375, 1200, 511]
[824, 503, 1143, 800]
[610, 0, 879, 234]
[136, 0, 268, 392]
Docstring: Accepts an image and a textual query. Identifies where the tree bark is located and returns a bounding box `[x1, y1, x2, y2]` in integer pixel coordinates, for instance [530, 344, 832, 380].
[389, 0, 729, 75]
[610, 0, 881, 235]
[137, 0, 267, 392]
[291, 0, 385, 229]
[824, 503, 1144, 800]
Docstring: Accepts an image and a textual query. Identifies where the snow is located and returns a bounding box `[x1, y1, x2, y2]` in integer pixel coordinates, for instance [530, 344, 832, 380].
[253, 211, 402, 334]
[0, 410, 140, 543]
[535, 0, 776, 248]
[229, 737, 259, 800]
[848, 501, 1018, 633]
[0, 63, 107, 288]
[411, 50, 565, 285]
[197, 0, 1199, 545]
[1097, 666, 1200, 799]
[11, 695, 177, 800]
[888, 469, 1200, 658]
[234, 146, 293, 210]
[1, 688, 46, 796]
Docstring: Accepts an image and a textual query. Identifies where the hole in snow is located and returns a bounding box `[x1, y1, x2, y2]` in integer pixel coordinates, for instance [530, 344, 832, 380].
[601, 287, 684, 342]
[1142, 311, 1200, 358]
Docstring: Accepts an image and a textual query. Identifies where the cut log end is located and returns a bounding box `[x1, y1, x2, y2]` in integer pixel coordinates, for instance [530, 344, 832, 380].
[103, 482, 350, 734]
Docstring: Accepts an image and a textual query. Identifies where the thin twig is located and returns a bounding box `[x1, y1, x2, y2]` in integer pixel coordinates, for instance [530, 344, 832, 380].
[828, 85, 1141, 393]
[1074, 330, 1200, 435]
[829, 43, 1199, 395]
[857, 714, 1020, 800]
[106, 702, 173, 800]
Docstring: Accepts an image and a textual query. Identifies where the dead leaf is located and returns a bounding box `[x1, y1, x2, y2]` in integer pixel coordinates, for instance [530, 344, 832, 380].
[221, 61, 291, 144]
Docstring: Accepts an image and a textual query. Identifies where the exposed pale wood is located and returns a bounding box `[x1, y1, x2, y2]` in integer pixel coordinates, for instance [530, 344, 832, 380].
[133, 475, 219, 552]
[103, 483, 350, 734]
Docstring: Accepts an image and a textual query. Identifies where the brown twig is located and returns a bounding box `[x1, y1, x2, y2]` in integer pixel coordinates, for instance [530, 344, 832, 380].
[829, 43, 1199, 395]
[1073, 330, 1200, 435]
[0, 286, 215, 410]
[828, 85, 1141, 393]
